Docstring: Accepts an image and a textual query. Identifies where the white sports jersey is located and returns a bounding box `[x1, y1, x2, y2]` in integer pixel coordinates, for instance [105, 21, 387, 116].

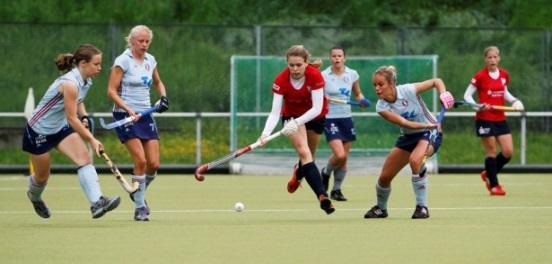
[112, 49, 157, 112]
[376, 83, 436, 135]
[28, 68, 92, 135]
[322, 66, 359, 119]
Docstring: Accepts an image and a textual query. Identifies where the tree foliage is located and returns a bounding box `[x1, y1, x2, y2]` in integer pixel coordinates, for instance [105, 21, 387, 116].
[1, 0, 550, 28]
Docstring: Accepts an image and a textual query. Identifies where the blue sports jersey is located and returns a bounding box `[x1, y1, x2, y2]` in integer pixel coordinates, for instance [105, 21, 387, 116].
[112, 49, 157, 113]
[27, 68, 92, 135]
[376, 83, 436, 135]
[322, 66, 359, 119]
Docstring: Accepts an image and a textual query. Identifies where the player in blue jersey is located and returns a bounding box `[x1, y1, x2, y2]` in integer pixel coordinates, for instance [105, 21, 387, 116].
[22, 44, 121, 219]
[107, 25, 168, 221]
[320, 46, 371, 201]
[363, 65, 454, 219]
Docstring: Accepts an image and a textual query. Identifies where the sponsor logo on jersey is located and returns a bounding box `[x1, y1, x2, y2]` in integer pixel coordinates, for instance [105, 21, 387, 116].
[272, 83, 280, 91]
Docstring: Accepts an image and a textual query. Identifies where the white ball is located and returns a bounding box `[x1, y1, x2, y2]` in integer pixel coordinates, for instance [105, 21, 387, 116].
[234, 202, 245, 212]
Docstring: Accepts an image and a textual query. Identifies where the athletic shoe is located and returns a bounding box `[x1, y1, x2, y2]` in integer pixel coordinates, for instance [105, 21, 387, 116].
[330, 189, 348, 201]
[364, 205, 388, 219]
[129, 193, 150, 215]
[26, 191, 51, 219]
[490, 185, 506, 196]
[287, 164, 302, 193]
[480, 170, 491, 191]
[134, 206, 150, 221]
[411, 205, 430, 219]
[319, 194, 335, 215]
[90, 196, 121, 219]
[321, 167, 330, 192]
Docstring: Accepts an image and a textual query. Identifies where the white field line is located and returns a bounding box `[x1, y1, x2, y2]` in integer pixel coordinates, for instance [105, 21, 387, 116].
[0, 181, 546, 191]
[2, 206, 552, 215]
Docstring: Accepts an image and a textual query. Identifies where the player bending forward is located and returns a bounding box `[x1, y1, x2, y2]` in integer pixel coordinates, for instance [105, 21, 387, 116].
[364, 65, 454, 219]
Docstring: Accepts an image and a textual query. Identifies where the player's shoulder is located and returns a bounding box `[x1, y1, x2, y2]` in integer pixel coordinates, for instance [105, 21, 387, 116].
[145, 52, 156, 62]
[473, 68, 487, 78]
[344, 66, 358, 75]
[498, 67, 509, 76]
[321, 66, 332, 76]
[274, 68, 289, 84]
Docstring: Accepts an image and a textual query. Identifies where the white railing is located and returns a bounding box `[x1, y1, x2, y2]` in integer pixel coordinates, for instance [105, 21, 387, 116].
[2, 111, 551, 165]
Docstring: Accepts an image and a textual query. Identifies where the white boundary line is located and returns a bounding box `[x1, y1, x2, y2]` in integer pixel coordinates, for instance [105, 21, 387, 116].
[2, 206, 552, 215]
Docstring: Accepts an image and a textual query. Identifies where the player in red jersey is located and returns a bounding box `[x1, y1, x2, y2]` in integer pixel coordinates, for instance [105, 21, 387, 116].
[463, 46, 525, 196]
[259, 45, 334, 214]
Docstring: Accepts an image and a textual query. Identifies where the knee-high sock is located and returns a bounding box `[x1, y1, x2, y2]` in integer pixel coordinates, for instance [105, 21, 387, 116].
[296, 160, 304, 181]
[77, 164, 102, 204]
[301, 162, 327, 197]
[28, 176, 46, 202]
[485, 157, 499, 187]
[145, 173, 156, 189]
[332, 168, 347, 191]
[411, 172, 428, 207]
[496, 152, 510, 173]
[324, 161, 337, 176]
[376, 181, 391, 210]
[132, 174, 147, 208]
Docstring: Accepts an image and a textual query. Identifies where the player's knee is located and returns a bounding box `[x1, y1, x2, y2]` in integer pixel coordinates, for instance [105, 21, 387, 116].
[147, 160, 160, 171]
[134, 158, 148, 170]
[334, 153, 347, 164]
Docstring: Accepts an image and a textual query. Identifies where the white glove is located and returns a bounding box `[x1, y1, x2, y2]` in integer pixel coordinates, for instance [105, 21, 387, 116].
[512, 100, 524, 111]
[281, 118, 299, 136]
[439, 91, 455, 109]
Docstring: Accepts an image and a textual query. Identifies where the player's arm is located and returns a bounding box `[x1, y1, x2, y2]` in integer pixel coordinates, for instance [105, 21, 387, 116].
[152, 68, 166, 97]
[414, 78, 454, 109]
[295, 89, 323, 125]
[61, 81, 103, 154]
[152, 67, 169, 113]
[504, 86, 524, 110]
[107, 66, 136, 116]
[259, 93, 283, 142]
[76, 101, 92, 132]
[351, 80, 370, 107]
[379, 111, 437, 130]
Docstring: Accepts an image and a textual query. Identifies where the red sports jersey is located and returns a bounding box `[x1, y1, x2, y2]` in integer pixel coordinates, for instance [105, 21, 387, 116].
[470, 68, 510, 121]
[272, 65, 328, 119]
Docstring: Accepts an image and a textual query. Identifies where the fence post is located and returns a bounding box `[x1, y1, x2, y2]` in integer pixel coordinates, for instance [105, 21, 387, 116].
[521, 114, 526, 165]
[195, 112, 202, 165]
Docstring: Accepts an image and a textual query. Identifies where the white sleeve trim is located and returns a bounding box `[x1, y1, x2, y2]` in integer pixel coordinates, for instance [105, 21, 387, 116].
[463, 84, 477, 105]
[295, 89, 324, 125]
[504, 86, 518, 103]
[261, 93, 283, 136]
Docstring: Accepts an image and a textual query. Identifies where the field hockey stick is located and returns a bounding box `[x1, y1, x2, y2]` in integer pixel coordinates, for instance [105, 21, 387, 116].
[194, 131, 282, 181]
[453, 100, 518, 112]
[422, 105, 446, 164]
[99, 106, 158, 130]
[327, 97, 372, 107]
[99, 150, 139, 193]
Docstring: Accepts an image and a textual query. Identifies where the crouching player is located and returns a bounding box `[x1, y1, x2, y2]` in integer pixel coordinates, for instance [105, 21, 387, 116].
[364, 65, 454, 219]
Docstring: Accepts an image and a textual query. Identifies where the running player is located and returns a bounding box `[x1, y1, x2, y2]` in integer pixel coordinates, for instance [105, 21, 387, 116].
[320, 46, 370, 201]
[363, 65, 454, 219]
[107, 25, 169, 221]
[259, 45, 334, 214]
[463, 46, 524, 196]
[23, 44, 120, 219]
